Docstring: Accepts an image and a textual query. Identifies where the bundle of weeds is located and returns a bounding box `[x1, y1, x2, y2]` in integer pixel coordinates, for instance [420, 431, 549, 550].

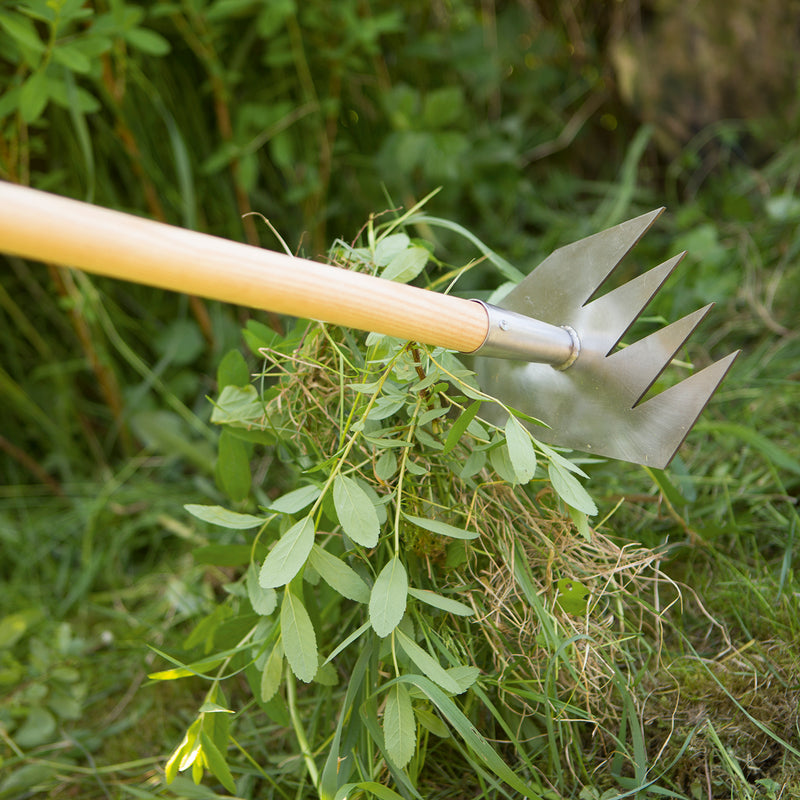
[233, 245, 683, 791]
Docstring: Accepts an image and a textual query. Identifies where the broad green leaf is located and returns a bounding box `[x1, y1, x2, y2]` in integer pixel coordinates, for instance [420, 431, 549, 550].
[384, 683, 416, 768]
[14, 707, 56, 748]
[124, 27, 171, 56]
[445, 665, 480, 692]
[281, 587, 318, 682]
[403, 513, 478, 540]
[407, 587, 474, 616]
[217, 429, 251, 502]
[333, 474, 380, 548]
[217, 348, 250, 389]
[375, 233, 410, 265]
[369, 557, 407, 637]
[268, 484, 321, 514]
[0, 11, 45, 53]
[394, 629, 461, 694]
[314, 661, 339, 686]
[489, 441, 518, 484]
[504, 416, 537, 484]
[260, 639, 283, 702]
[210, 384, 263, 426]
[555, 577, 590, 615]
[375, 450, 397, 481]
[380, 245, 429, 283]
[19, 70, 49, 123]
[548, 462, 597, 516]
[184, 504, 264, 529]
[415, 706, 449, 738]
[259, 516, 315, 588]
[198, 730, 236, 794]
[308, 544, 370, 603]
[443, 400, 481, 455]
[246, 563, 277, 615]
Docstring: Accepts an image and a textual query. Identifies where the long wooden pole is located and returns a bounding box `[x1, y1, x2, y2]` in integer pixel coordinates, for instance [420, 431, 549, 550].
[0, 183, 489, 353]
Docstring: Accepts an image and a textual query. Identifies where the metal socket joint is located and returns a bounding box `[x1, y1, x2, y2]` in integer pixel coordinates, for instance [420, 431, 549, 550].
[468, 300, 580, 369]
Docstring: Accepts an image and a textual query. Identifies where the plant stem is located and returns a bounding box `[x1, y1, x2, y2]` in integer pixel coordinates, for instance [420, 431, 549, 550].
[285, 664, 320, 788]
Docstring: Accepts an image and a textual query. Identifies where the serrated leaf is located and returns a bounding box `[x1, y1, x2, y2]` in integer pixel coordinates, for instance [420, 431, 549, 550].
[268, 484, 321, 514]
[281, 587, 317, 682]
[445, 665, 480, 691]
[443, 400, 481, 455]
[198, 730, 236, 794]
[394, 629, 461, 693]
[308, 545, 370, 603]
[246, 562, 277, 615]
[369, 557, 407, 637]
[381, 245, 429, 283]
[548, 462, 597, 516]
[407, 587, 474, 616]
[260, 639, 283, 702]
[259, 516, 314, 589]
[504, 416, 537, 483]
[384, 683, 416, 768]
[403, 513, 478, 540]
[333, 474, 380, 548]
[184, 504, 264, 529]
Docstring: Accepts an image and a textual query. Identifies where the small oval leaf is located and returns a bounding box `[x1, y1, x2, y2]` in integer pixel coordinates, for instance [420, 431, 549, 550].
[548, 463, 598, 516]
[308, 545, 370, 604]
[504, 416, 537, 484]
[333, 474, 380, 548]
[369, 557, 407, 637]
[384, 683, 416, 768]
[184, 504, 264, 530]
[281, 588, 318, 683]
[259, 516, 314, 589]
[403, 513, 478, 540]
[407, 587, 474, 616]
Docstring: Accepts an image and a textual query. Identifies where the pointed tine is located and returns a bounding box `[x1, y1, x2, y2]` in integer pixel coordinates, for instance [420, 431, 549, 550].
[606, 304, 714, 405]
[629, 350, 741, 468]
[583, 252, 686, 355]
[508, 208, 665, 321]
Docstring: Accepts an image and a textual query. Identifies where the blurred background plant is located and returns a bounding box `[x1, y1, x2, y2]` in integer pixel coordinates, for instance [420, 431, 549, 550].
[1, 0, 799, 798]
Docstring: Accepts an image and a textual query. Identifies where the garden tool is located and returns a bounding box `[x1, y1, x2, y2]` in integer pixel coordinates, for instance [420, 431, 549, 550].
[0, 182, 738, 468]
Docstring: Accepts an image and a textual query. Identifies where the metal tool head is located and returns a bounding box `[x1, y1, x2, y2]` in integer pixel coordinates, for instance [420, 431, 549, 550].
[475, 209, 739, 468]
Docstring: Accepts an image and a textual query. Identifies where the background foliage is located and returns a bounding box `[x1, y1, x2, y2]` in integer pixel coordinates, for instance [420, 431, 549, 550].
[1, 1, 799, 798]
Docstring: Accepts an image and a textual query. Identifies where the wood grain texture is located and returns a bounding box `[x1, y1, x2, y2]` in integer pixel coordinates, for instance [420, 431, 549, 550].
[0, 183, 489, 353]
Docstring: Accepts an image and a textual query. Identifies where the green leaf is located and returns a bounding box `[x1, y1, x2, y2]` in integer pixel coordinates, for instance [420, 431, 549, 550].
[375, 450, 397, 481]
[217, 348, 250, 389]
[407, 587, 474, 616]
[443, 400, 481, 455]
[403, 513, 478, 540]
[333, 474, 380, 548]
[415, 706, 449, 738]
[184, 504, 264, 529]
[0, 11, 45, 54]
[246, 562, 277, 615]
[14, 707, 56, 748]
[547, 462, 597, 516]
[124, 27, 171, 55]
[259, 516, 314, 589]
[383, 683, 416, 768]
[394, 629, 462, 694]
[369, 557, 407, 637]
[374, 233, 410, 265]
[504, 416, 537, 484]
[489, 441, 518, 484]
[52, 43, 91, 73]
[217, 429, 251, 502]
[308, 544, 370, 603]
[268, 484, 321, 514]
[19, 70, 49, 123]
[335, 782, 406, 800]
[210, 384, 264, 426]
[555, 577, 590, 615]
[198, 730, 236, 794]
[281, 586, 318, 682]
[260, 638, 283, 702]
[380, 245, 429, 283]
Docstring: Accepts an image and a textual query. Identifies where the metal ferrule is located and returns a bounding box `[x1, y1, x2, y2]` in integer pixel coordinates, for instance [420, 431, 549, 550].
[468, 300, 580, 369]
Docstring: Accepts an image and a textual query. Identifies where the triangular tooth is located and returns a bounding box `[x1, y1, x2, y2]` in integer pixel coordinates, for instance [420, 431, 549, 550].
[628, 351, 741, 468]
[605, 304, 714, 405]
[500, 208, 665, 323]
[582, 253, 685, 354]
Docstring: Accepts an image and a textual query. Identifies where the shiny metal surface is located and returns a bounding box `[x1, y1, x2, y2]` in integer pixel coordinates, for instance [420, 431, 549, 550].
[474, 209, 739, 468]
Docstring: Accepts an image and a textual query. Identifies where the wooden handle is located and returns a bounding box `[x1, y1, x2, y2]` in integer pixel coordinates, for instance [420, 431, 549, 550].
[0, 183, 489, 352]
